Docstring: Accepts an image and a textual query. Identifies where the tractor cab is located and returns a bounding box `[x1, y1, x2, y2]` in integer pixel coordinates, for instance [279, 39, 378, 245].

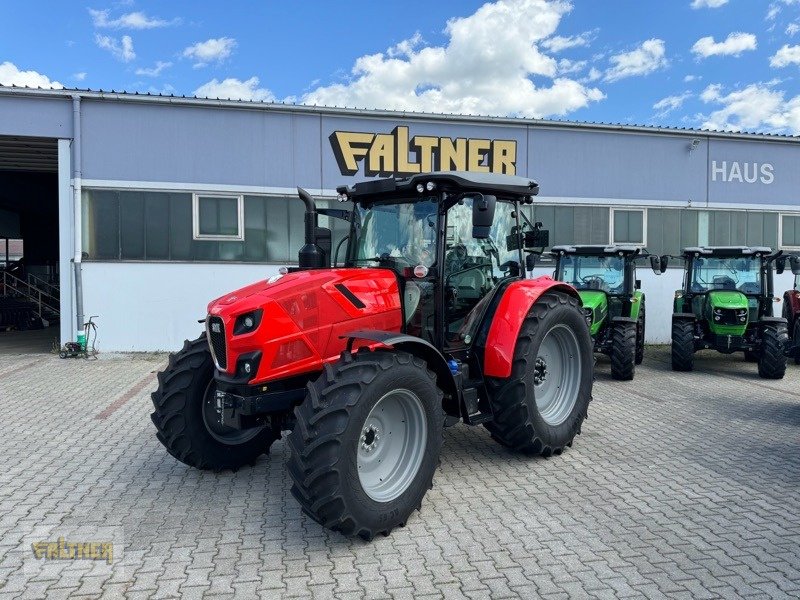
[336, 172, 544, 353]
[671, 246, 789, 378]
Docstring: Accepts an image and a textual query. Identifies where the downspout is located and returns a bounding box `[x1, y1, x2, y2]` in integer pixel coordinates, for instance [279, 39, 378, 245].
[72, 95, 84, 337]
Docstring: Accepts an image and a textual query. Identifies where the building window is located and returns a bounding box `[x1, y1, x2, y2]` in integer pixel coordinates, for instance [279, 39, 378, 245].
[612, 208, 646, 245]
[781, 214, 800, 249]
[192, 194, 244, 240]
[527, 205, 610, 252]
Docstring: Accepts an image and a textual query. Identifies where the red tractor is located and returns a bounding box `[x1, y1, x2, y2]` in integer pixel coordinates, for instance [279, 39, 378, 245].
[151, 172, 593, 539]
[782, 255, 800, 364]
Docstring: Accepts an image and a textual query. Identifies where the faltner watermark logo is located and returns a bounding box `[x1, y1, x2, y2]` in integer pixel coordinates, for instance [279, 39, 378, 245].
[329, 126, 517, 177]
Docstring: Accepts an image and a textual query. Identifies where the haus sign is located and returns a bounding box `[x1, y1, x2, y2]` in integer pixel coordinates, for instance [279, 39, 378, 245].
[329, 126, 517, 177]
[711, 160, 774, 185]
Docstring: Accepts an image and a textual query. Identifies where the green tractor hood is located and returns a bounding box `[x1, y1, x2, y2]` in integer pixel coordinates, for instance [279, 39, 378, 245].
[707, 290, 749, 336]
[578, 290, 608, 336]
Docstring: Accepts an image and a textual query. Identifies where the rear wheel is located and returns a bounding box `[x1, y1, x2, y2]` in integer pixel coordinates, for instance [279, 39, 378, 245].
[794, 320, 800, 366]
[671, 319, 695, 372]
[484, 291, 593, 456]
[611, 320, 636, 381]
[287, 350, 444, 540]
[758, 324, 788, 379]
[635, 299, 646, 365]
[151, 336, 276, 470]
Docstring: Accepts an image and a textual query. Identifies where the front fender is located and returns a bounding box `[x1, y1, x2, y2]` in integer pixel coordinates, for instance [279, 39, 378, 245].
[483, 277, 581, 378]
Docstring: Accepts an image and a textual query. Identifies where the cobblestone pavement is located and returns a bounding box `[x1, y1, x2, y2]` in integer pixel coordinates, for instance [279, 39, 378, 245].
[1, 346, 799, 599]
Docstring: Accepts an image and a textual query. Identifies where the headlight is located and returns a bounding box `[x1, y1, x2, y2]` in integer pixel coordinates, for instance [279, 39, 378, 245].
[714, 308, 722, 315]
[583, 307, 593, 326]
[233, 309, 263, 335]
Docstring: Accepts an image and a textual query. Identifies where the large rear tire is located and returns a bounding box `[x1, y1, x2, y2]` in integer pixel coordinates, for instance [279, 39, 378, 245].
[671, 319, 695, 372]
[287, 350, 444, 540]
[794, 320, 800, 366]
[150, 336, 277, 470]
[484, 291, 593, 456]
[611, 320, 636, 381]
[758, 324, 788, 379]
[635, 299, 645, 365]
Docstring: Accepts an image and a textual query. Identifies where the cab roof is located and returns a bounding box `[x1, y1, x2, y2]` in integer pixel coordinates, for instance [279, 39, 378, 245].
[337, 171, 539, 203]
[682, 246, 773, 257]
[551, 244, 643, 256]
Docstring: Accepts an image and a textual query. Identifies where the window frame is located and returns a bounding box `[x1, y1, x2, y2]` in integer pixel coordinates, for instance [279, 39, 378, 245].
[192, 193, 245, 241]
[779, 213, 800, 251]
[610, 207, 647, 247]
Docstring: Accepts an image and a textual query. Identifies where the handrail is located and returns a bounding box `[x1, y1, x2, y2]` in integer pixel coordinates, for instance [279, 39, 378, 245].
[0, 271, 60, 317]
[27, 272, 59, 297]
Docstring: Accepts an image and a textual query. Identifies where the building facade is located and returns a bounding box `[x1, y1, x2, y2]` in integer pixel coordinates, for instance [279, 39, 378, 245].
[1, 86, 798, 350]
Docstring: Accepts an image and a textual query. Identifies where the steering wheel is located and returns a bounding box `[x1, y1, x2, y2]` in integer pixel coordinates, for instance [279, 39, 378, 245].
[580, 275, 605, 289]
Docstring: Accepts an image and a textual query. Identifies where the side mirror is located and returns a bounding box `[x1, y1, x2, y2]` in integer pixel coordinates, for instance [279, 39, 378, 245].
[791, 255, 800, 275]
[776, 255, 786, 275]
[524, 228, 549, 248]
[649, 255, 661, 274]
[472, 194, 496, 239]
[660, 255, 669, 273]
[635, 279, 642, 290]
[525, 253, 537, 272]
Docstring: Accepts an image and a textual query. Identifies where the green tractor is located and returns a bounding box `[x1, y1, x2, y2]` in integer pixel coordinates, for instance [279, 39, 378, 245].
[671, 246, 790, 378]
[552, 245, 666, 380]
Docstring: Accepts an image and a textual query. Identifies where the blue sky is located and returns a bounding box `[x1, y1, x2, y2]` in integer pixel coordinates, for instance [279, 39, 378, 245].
[2, 1, 800, 133]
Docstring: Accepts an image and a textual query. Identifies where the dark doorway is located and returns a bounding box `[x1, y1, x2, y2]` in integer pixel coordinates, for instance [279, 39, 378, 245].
[0, 136, 60, 354]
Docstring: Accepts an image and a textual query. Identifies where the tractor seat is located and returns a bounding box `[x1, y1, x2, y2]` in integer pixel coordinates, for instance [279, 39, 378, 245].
[712, 276, 736, 290]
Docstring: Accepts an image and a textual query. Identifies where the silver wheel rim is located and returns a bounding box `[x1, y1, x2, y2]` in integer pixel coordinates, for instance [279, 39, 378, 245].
[201, 380, 263, 445]
[357, 389, 428, 503]
[533, 324, 582, 426]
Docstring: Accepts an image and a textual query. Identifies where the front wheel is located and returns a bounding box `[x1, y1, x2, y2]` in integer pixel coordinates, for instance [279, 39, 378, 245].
[287, 350, 444, 540]
[611, 320, 636, 381]
[150, 336, 277, 470]
[484, 291, 593, 456]
[758, 324, 787, 379]
[635, 299, 646, 365]
[671, 319, 695, 372]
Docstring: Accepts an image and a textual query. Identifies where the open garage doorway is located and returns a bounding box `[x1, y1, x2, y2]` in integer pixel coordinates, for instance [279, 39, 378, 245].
[0, 135, 60, 354]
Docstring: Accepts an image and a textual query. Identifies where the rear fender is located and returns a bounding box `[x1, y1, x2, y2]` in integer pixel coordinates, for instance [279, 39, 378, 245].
[483, 277, 581, 378]
[342, 330, 460, 417]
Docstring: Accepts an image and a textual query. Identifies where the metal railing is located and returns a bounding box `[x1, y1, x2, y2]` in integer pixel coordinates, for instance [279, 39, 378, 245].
[0, 271, 60, 318]
[26, 272, 59, 299]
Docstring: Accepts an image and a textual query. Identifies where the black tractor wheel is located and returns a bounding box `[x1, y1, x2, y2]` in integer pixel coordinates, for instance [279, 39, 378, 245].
[757, 324, 788, 379]
[671, 319, 695, 372]
[635, 299, 646, 365]
[484, 291, 593, 456]
[611, 320, 637, 381]
[794, 320, 800, 366]
[287, 350, 444, 540]
[151, 336, 277, 470]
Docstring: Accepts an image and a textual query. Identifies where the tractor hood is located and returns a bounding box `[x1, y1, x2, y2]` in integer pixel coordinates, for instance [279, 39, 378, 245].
[707, 290, 749, 310]
[578, 290, 607, 311]
[206, 268, 403, 383]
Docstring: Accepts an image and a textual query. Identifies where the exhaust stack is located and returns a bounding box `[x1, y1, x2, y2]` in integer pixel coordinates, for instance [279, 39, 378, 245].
[296, 187, 326, 269]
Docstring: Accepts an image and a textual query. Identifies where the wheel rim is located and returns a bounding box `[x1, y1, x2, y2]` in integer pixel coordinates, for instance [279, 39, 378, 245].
[357, 389, 428, 503]
[533, 324, 582, 426]
[201, 380, 263, 445]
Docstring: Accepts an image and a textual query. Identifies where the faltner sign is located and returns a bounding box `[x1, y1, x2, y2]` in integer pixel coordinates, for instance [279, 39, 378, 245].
[329, 126, 517, 177]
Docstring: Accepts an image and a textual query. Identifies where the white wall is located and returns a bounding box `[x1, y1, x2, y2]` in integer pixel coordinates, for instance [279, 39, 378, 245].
[83, 262, 797, 351]
[82, 262, 282, 351]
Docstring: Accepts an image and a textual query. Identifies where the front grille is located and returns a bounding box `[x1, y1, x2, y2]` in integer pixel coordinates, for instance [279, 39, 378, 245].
[206, 316, 228, 370]
[714, 308, 744, 326]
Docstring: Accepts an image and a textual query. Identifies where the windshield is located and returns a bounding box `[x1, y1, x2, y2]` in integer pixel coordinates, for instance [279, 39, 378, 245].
[690, 256, 762, 294]
[558, 255, 625, 293]
[353, 198, 438, 267]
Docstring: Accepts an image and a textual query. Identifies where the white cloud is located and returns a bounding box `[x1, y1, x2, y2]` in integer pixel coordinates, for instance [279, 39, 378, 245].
[653, 91, 692, 117]
[604, 39, 667, 82]
[699, 82, 800, 133]
[89, 8, 178, 29]
[135, 61, 172, 77]
[182, 37, 236, 68]
[584, 67, 602, 82]
[557, 58, 587, 74]
[0, 61, 63, 88]
[300, 0, 604, 119]
[690, 0, 729, 7]
[684, 74, 701, 82]
[691, 32, 757, 58]
[73, 72, 87, 81]
[542, 29, 597, 52]
[194, 77, 275, 102]
[95, 34, 135, 62]
[770, 44, 800, 67]
[787, 23, 800, 35]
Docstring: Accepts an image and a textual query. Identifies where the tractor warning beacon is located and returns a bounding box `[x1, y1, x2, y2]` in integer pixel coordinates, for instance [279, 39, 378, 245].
[151, 172, 594, 539]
